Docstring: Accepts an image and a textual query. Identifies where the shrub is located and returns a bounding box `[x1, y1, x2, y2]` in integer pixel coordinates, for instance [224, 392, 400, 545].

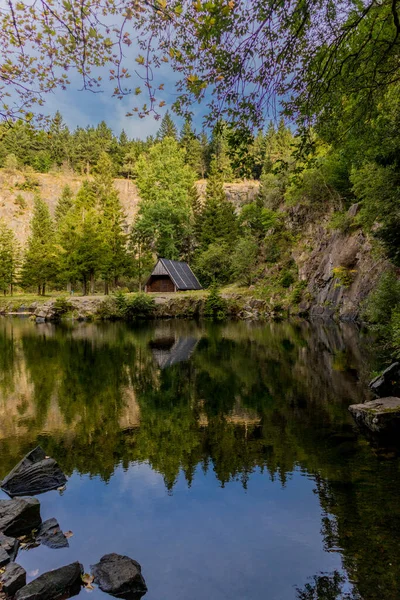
[124, 292, 155, 320]
[96, 297, 119, 320]
[333, 266, 357, 288]
[14, 194, 27, 211]
[328, 211, 354, 234]
[15, 170, 40, 191]
[290, 280, 307, 304]
[52, 296, 72, 320]
[3, 154, 19, 173]
[279, 269, 295, 288]
[391, 306, 400, 358]
[203, 283, 228, 320]
[363, 271, 400, 325]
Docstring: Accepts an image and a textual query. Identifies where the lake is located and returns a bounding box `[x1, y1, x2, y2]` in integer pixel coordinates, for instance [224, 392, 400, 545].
[0, 317, 398, 600]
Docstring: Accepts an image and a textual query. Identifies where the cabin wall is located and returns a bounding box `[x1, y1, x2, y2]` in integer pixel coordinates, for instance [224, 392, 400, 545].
[146, 275, 176, 293]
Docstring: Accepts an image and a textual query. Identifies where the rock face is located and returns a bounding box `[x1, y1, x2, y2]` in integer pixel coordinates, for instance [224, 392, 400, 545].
[0, 532, 19, 562]
[349, 397, 400, 437]
[15, 562, 83, 600]
[369, 363, 400, 398]
[91, 553, 147, 599]
[0, 498, 41, 537]
[1, 446, 67, 497]
[37, 518, 69, 549]
[1, 562, 26, 596]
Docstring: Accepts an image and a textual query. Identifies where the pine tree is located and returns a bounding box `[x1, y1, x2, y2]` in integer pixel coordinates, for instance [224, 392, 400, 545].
[21, 197, 56, 295]
[195, 157, 238, 250]
[48, 111, 71, 167]
[180, 117, 204, 177]
[57, 181, 105, 295]
[94, 153, 129, 292]
[55, 185, 74, 223]
[157, 111, 178, 141]
[209, 122, 233, 181]
[0, 221, 19, 295]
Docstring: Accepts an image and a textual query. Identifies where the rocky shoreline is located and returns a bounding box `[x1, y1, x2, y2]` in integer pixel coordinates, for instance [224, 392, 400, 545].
[0, 447, 147, 600]
[0, 293, 289, 323]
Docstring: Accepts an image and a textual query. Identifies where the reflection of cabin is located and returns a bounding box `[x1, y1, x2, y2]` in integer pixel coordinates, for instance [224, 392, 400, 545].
[150, 336, 199, 368]
[145, 258, 202, 293]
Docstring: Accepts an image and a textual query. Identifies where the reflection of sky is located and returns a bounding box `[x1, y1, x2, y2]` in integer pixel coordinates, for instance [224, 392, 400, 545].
[7, 463, 346, 600]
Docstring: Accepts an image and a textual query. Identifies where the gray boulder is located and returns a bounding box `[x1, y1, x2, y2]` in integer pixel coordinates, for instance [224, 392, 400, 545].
[91, 553, 147, 599]
[0, 546, 10, 567]
[37, 518, 69, 549]
[369, 362, 400, 398]
[0, 532, 19, 561]
[349, 397, 400, 437]
[0, 498, 41, 537]
[15, 562, 83, 600]
[1, 446, 67, 497]
[1, 562, 26, 596]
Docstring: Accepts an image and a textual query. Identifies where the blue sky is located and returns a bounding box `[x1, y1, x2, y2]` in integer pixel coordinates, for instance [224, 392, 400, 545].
[40, 64, 198, 140]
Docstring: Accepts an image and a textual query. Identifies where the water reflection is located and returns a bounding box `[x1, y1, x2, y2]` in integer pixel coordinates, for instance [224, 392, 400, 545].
[0, 318, 397, 600]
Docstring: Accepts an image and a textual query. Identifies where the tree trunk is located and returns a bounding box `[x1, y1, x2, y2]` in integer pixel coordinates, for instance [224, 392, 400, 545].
[42, 282, 46, 296]
[83, 276, 87, 296]
[104, 280, 109, 295]
[38, 284, 41, 296]
[67, 282, 71, 294]
[90, 272, 95, 295]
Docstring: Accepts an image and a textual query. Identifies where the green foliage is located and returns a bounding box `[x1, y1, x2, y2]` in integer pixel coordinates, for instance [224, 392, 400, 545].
[195, 157, 238, 251]
[134, 137, 195, 259]
[279, 269, 295, 289]
[328, 211, 355, 234]
[231, 237, 259, 286]
[390, 307, 400, 358]
[55, 186, 74, 222]
[52, 296, 73, 320]
[332, 266, 357, 289]
[96, 292, 155, 320]
[21, 196, 56, 294]
[363, 272, 400, 327]
[194, 243, 232, 287]
[4, 154, 19, 173]
[0, 220, 19, 295]
[203, 283, 228, 320]
[14, 194, 27, 211]
[157, 111, 178, 141]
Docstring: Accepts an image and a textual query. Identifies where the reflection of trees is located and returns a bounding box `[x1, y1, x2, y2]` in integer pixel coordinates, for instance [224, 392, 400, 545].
[296, 571, 361, 600]
[1, 318, 399, 598]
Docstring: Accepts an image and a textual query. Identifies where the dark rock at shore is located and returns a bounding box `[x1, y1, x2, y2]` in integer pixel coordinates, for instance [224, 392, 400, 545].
[369, 362, 400, 398]
[0, 498, 41, 537]
[91, 553, 147, 599]
[0, 532, 19, 563]
[15, 561, 83, 600]
[1, 562, 26, 596]
[1, 446, 67, 497]
[37, 518, 69, 549]
[349, 397, 400, 438]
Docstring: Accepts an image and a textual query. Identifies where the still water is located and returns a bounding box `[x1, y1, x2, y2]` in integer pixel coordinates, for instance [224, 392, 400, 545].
[0, 317, 398, 600]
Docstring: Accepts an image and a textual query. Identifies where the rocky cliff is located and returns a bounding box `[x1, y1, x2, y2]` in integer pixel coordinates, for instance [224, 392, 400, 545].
[0, 169, 385, 320]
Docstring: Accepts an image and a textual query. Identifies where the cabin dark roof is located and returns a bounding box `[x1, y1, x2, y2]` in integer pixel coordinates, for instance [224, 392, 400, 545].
[148, 258, 202, 290]
[151, 336, 199, 368]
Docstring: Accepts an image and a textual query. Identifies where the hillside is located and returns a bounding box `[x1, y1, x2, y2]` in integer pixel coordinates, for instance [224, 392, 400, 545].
[0, 169, 260, 247]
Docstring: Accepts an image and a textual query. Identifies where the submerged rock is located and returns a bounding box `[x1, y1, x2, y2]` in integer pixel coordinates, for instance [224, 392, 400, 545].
[369, 363, 400, 398]
[1, 562, 26, 596]
[15, 561, 83, 600]
[349, 397, 400, 437]
[0, 498, 41, 537]
[37, 518, 69, 549]
[0, 532, 19, 563]
[1, 446, 67, 497]
[91, 553, 147, 599]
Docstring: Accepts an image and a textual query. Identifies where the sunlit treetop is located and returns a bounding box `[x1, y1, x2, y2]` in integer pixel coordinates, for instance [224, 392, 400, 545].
[1, 0, 399, 137]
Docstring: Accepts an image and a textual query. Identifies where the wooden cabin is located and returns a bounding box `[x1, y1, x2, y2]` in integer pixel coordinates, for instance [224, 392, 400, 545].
[145, 258, 202, 293]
